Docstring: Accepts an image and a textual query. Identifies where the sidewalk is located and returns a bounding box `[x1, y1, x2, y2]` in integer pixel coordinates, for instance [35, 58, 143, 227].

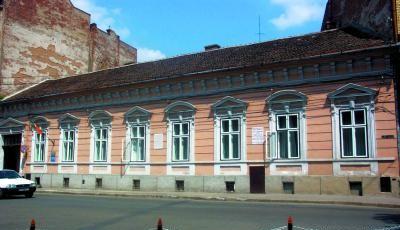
[36, 188, 400, 208]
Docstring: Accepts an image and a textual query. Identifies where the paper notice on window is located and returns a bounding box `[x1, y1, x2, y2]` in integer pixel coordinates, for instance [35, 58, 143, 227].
[252, 127, 264, 145]
[154, 134, 163, 149]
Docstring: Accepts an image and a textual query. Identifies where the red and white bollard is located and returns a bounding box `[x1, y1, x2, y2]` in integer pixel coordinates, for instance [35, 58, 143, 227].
[30, 219, 36, 230]
[287, 216, 293, 230]
[157, 217, 163, 230]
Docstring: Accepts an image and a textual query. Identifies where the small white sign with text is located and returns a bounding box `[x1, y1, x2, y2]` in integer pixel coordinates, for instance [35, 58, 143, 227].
[154, 134, 163, 149]
[252, 127, 264, 145]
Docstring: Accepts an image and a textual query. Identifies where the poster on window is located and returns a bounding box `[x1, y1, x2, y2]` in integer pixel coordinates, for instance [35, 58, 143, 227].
[154, 133, 163, 149]
[252, 127, 264, 145]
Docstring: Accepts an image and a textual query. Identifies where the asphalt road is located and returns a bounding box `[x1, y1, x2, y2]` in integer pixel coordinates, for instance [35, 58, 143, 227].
[0, 193, 399, 230]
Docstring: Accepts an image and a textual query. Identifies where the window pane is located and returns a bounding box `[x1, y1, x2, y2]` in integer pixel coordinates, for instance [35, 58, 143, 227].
[132, 127, 137, 137]
[174, 124, 180, 135]
[278, 131, 288, 158]
[96, 129, 101, 139]
[70, 131, 74, 141]
[63, 142, 68, 161]
[102, 129, 108, 139]
[139, 139, 145, 161]
[101, 141, 107, 161]
[341, 111, 352, 125]
[173, 137, 180, 160]
[95, 141, 100, 160]
[132, 139, 138, 161]
[139, 127, 145, 137]
[278, 116, 286, 129]
[289, 115, 298, 128]
[63, 131, 67, 140]
[231, 119, 239, 132]
[289, 131, 299, 158]
[355, 110, 365, 125]
[68, 142, 74, 161]
[182, 123, 189, 135]
[222, 120, 229, 133]
[231, 134, 239, 159]
[355, 128, 366, 156]
[342, 128, 353, 156]
[222, 135, 229, 159]
[182, 137, 189, 160]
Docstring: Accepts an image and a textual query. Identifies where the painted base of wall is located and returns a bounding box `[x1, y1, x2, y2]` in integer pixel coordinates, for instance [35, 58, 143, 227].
[28, 174, 400, 197]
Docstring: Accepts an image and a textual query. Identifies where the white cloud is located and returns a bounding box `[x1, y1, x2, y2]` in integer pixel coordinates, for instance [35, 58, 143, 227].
[270, 0, 326, 30]
[70, 0, 130, 39]
[137, 48, 167, 63]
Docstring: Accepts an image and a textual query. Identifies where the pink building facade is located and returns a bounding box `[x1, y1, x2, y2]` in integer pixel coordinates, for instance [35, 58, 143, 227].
[0, 27, 399, 196]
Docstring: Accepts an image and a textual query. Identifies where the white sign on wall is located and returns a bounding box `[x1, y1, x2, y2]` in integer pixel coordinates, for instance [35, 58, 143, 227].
[154, 134, 164, 149]
[252, 127, 264, 145]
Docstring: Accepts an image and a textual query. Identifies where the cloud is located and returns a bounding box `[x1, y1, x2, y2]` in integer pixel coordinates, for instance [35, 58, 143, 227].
[137, 48, 167, 63]
[70, 0, 130, 39]
[270, 0, 326, 30]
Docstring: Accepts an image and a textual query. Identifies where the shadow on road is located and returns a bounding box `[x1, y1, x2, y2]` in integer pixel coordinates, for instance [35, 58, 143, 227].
[373, 213, 400, 225]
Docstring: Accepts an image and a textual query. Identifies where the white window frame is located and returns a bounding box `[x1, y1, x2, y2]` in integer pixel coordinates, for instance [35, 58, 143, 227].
[220, 117, 241, 161]
[328, 84, 378, 176]
[129, 125, 146, 162]
[171, 122, 190, 162]
[60, 129, 77, 162]
[339, 109, 368, 158]
[32, 131, 47, 163]
[165, 101, 196, 175]
[276, 113, 300, 159]
[93, 127, 109, 162]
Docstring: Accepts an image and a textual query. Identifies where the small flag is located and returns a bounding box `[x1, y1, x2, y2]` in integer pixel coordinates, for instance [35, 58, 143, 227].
[31, 123, 43, 135]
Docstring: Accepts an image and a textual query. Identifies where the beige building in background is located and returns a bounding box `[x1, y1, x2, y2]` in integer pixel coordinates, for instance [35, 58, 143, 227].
[0, 0, 137, 96]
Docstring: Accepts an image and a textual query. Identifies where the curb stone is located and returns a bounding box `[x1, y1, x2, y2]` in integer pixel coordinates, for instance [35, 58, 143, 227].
[36, 189, 400, 209]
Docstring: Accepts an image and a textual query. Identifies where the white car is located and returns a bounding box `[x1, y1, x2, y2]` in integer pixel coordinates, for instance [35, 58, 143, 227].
[0, 170, 36, 198]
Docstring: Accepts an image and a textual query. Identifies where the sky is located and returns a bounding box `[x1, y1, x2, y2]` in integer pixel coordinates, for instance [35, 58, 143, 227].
[70, 0, 328, 63]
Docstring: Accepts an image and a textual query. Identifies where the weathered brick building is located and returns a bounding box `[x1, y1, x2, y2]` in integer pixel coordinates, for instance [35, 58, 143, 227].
[0, 0, 137, 96]
[0, 0, 399, 196]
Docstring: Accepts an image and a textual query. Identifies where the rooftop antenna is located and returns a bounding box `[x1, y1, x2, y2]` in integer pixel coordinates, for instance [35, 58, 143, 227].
[257, 15, 265, 42]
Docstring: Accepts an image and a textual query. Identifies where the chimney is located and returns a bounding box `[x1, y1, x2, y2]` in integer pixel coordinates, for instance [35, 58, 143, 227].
[204, 44, 221, 51]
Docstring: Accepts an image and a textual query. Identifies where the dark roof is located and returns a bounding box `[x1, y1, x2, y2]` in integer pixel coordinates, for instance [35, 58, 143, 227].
[4, 27, 389, 102]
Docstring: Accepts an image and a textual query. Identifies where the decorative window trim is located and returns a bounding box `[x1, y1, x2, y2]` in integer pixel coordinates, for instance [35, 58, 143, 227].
[0, 118, 25, 134]
[213, 96, 247, 175]
[88, 110, 112, 174]
[58, 114, 79, 167]
[165, 101, 196, 175]
[328, 83, 377, 176]
[123, 106, 151, 175]
[266, 90, 308, 176]
[30, 116, 49, 165]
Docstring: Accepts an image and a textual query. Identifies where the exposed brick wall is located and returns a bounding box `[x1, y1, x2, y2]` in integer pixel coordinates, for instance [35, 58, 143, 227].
[322, 0, 394, 40]
[0, 0, 137, 96]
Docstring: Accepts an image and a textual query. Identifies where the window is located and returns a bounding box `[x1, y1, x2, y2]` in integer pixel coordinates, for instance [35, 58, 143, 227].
[165, 101, 196, 167]
[125, 106, 151, 164]
[130, 126, 145, 161]
[212, 96, 247, 165]
[221, 118, 240, 160]
[34, 132, 46, 162]
[59, 113, 80, 163]
[31, 116, 49, 163]
[328, 84, 378, 175]
[266, 90, 307, 161]
[172, 122, 190, 161]
[61, 130, 75, 162]
[89, 110, 112, 164]
[340, 109, 367, 157]
[276, 114, 299, 159]
[94, 128, 108, 162]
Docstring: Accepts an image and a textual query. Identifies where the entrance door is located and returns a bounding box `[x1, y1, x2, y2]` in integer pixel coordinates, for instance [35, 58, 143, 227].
[250, 166, 265, 193]
[2, 134, 22, 171]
